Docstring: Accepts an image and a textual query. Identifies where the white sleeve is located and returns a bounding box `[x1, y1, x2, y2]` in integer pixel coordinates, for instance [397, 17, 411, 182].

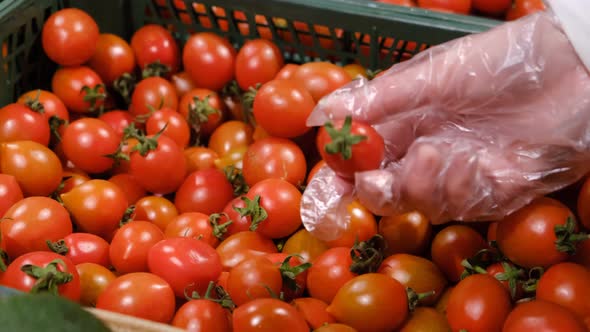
[545, 0, 590, 71]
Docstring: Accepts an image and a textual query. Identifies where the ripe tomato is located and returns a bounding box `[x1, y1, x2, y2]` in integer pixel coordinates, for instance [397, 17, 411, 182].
[275, 63, 299, 80]
[174, 168, 234, 215]
[76, 262, 116, 307]
[326, 200, 377, 248]
[17, 90, 70, 124]
[88, 33, 136, 85]
[41, 8, 99, 66]
[472, 0, 511, 15]
[233, 298, 309, 332]
[235, 39, 284, 91]
[378, 211, 432, 256]
[226, 256, 282, 306]
[164, 212, 220, 247]
[216, 231, 278, 271]
[502, 300, 586, 332]
[577, 176, 590, 229]
[109, 221, 164, 274]
[307, 247, 357, 304]
[216, 196, 254, 238]
[215, 146, 248, 170]
[183, 32, 236, 91]
[147, 237, 222, 298]
[172, 298, 232, 332]
[342, 64, 368, 80]
[96, 272, 176, 323]
[431, 224, 488, 282]
[61, 179, 129, 239]
[61, 118, 120, 174]
[184, 147, 218, 174]
[485, 262, 524, 301]
[133, 195, 178, 231]
[378, 254, 448, 306]
[0, 103, 50, 146]
[487, 221, 498, 242]
[145, 107, 191, 148]
[418, 0, 472, 14]
[108, 173, 146, 205]
[283, 228, 330, 263]
[1, 197, 72, 259]
[446, 274, 511, 332]
[505, 0, 546, 21]
[178, 88, 225, 137]
[292, 62, 351, 102]
[496, 197, 576, 269]
[292, 297, 337, 329]
[242, 137, 307, 187]
[266, 253, 309, 301]
[435, 286, 454, 315]
[399, 307, 451, 332]
[0, 174, 23, 217]
[328, 273, 409, 332]
[130, 76, 178, 117]
[315, 324, 358, 332]
[97, 110, 135, 140]
[51, 66, 105, 113]
[253, 79, 315, 139]
[0, 141, 62, 196]
[130, 24, 180, 75]
[59, 233, 110, 267]
[2, 251, 80, 301]
[170, 71, 197, 98]
[208, 120, 253, 157]
[58, 168, 90, 194]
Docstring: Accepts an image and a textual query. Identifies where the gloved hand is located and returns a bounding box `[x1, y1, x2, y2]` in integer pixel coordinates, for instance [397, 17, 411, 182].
[300, 9, 590, 241]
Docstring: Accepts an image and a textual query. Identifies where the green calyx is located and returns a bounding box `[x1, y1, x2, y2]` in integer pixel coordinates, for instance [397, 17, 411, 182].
[46, 240, 69, 255]
[278, 255, 312, 293]
[142, 60, 171, 79]
[20, 259, 73, 295]
[554, 216, 590, 255]
[223, 165, 249, 196]
[188, 95, 220, 133]
[233, 195, 268, 232]
[349, 234, 387, 274]
[113, 73, 137, 105]
[209, 213, 233, 241]
[80, 84, 107, 115]
[323, 115, 366, 160]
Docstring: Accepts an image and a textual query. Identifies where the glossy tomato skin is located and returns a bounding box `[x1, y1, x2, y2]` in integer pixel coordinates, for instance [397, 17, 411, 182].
[328, 273, 409, 332]
[130, 24, 179, 74]
[292, 62, 351, 102]
[399, 307, 451, 332]
[216, 231, 278, 271]
[233, 298, 309, 332]
[62, 233, 110, 267]
[226, 256, 283, 306]
[164, 212, 219, 248]
[2, 251, 81, 301]
[183, 32, 236, 91]
[108, 173, 147, 205]
[418, 0, 472, 14]
[505, 0, 546, 21]
[218, 196, 254, 238]
[266, 253, 308, 301]
[76, 262, 116, 307]
[172, 299, 232, 332]
[51, 66, 105, 113]
[96, 272, 176, 323]
[326, 200, 377, 248]
[1, 197, 72, 259]
[130, 77, 178, 117]
[184, 146, 219, 173]
[178, 88, 225, 137]
[0, 141, 63, 197]
[235, 39, 284, 91]
[0, 103, 50, 146]
[445, 274, 511, 332]
[42, 8, 99, 66]
[283, 228, 330, 264]
[17, 90, 70, 124]
[174, 168, 234, 215]
[472, 0, 511, 16]
[208, 120, 253, 157]
[110, 221, 165, 274]
[307, 247, 357, 304]
[147, 237, 222, 298]
[502, 300, 586, 332]
[145, 107, 191, 148]
[275, 63, 299, 80]
[133, 196, 178, 232]
[378, 211, 432, 256]
[98, 110, 135, 140]
[88, 33, 136, 85]
[171, 71, 197, 98]
[0, 174, 23, 217]
[292, 297, 337, 329]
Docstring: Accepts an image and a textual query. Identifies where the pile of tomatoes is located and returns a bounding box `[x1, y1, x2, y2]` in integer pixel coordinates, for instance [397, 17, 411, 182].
[0, 4, 589, 332]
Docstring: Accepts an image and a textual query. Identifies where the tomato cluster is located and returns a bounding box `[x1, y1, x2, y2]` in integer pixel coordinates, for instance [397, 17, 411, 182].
[0, 5, 589, 332]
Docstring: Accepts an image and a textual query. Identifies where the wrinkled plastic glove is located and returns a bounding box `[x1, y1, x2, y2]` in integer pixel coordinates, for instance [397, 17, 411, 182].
[301, 10, 590, 241]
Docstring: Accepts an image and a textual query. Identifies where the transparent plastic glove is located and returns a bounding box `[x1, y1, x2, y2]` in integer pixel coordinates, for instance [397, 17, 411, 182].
[301, 10, 590, 241]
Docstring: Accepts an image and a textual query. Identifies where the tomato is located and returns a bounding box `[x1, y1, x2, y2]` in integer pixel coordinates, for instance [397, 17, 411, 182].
[183, 32, 236, 91]
[307, 247, 357, 304]
[88, 33, 136, 85]
[233, 298, 309, 332]
[58, 233, 110, 267]
[472, 0, 511, 16]
[130, 24, 180, 75]
[283, 228, 330, 263]
[0, 174, 23, 217]
[315, 324, 359, 332]
[145, 107, 191, 148]
[178, 88, 225, 137]
[577, 176, 590, 230]
[171, 71, 197, 98]
[292, 297, 337, 329]
[109, 221, 164, 274]
[431, 224, 488, 282]
[307, 160, 326, 185]
[379, 254, 448, 306]
[96, 272, 176, 323]
[172, 298, 232, 332]
[496, 197, 576, 269]
[376, 0, 416, 7]
[342, 64, 368, 80]
[292, 62, 351, 103]
[487, 221, 498, 242]
[41, 8, 99, 66]
[505, 0, 546, 21]
[208, 120, 253, 157]
[226, 256, 282, 306]
[216, 196, 254, 238]
[61, 118, 120, 174]
[326, 200, 377, 248]
[418, 0, 472, 14]
[130, 76, 178, 117]
[61, 179, 129, 239]
[214, 146, 248, 170]
[446, 274, 511, 332]
[2, 251, 80, 301]
[97, 110, 135, 140]
[275, 63, 299, 80]
[58, 167, 91, 194]
[484, 262, 525, 301]
[435, 286, 454, 315]
[133, 195, 178, 231]
[266, 253, 309, 301]
[235, 39, 284, 91]
[0, 103, 50, 146]
[76, 262, 116, 307]
[17, 90, 70, 124]
[108, 173, 146, 205]
[184, 146, 219, 174]
[242, 137, 307, 187]
[164, 212, 220, 247]
[216, 231, 278, 271]
[0, 141, 62, 197]
[378, 211, 432, 256]
[147, 237, 222, 298]
[175, 168, 234, 215]
[502, 300, 586, 332]
[51, 66, 105, 114]
[399, 307, 451, 332]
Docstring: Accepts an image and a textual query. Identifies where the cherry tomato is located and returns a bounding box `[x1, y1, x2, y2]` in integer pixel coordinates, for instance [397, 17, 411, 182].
[51, 66, 105, 113]
[307, 247, 357, 304]
[266, 253, 309, 301]
[233, 298, 309, 332]
[108, 173, 146, 205]
[58, 168, 91, 194]
[472, 0, 511, 16]
[164, 212, 220, 248]
[172, 298, 232, 332]
[418, 0, 472, 14]
[60, 233, 110, 267]
[0, 174, 23, 217]
[130, 24, 180, 75]
[216, 196, 254, 238]
[0, 141, 62, 196]
[0, 103, 50, 146]
[577, 176, 590, 230]
[170, 71, 197, 98]
[376, 0, 416, 6]
[226, 256, 282, 306]
[130, 76, 178, 117]
[216, 231, 278, 271]
[76, 262, 116, 307]
[342, 64, 368, 80]
[315, 324, 359, 332]
[147, 237, 222, 298]
[145, 107, 191, 148]
[183, 32, 236, 91]
[435, 286, 454, 315]
[109, 221, 164, 274]
[378, 211, 432, 256]
[292, 297, 337, 330]
[88, 33, 136, 85]
[95, 272, 176, 323]
[505, 0, 546, 21]
[307, 159, 326, 185]
[178, 88, 225, 137]
[502, 300, 586, 332]
[283, 228, 330, 264]
[292, 62, 351, 102]
[184, 146, 219, 173]
[235, 39, 284, 91]
[97, 110, 135, 140]
[208, 120, 253, 157]
[17, 90, 70, 125]
[485, 262, 525, 301]
[133, 195, 178, 232]
[487, 221, 498, 242]
[326, 200, 377, 248]
[399, 307, 450, 332]
[214, 146, 248, 170]
[41, 8, 99, 66]
[175, 168, 234, 215]
[275, 63, 299, 80]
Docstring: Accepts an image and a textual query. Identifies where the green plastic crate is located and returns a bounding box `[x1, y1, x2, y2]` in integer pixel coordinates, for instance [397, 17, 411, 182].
[0, 0, 501, 106]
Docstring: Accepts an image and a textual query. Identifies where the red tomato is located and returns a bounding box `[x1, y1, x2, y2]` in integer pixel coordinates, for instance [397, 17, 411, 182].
[164, 212, 220, 248]
[109, 221, 164, 274]
[41, 8, 99, 66]
[2, 251, 80, 301]
[17, 90, 70, 124]
[326, 200, 377, 248]
[505, 0, 546, 21]
[183, 32, 236, 91]
[145, 107, 191, 148]
[315, 324, 359, 332]
[502, 300, 586, 332]
[317, 116, 385, 181]
[130, 24, 180, 75]
[130, 76, 178, 117]
[178, 88, 225, 137]
[378, 211, 432, 256]
[76, 262, 116, 307]
[307, 247, 357, 304]
[275, 63, 299, 80]
[0, 141, 63, 197]
[283, 228, 330, 264]
[292, 62, 351, 103]
[51, 66, 105, 113]
[487, 221, 498, 242]
[58, 169, 90, 195]
[172, 298, 232, 332]
[208, 120, 253, 157]
[147, 237, 222, 298]
[233, 298, 309, 332]
[216, 231, 278, 271]
[235, 39, 284, 91]
[327, 273, 409, 332]
[184, 146, 219, 173]
[216, 196, 254, 238]
[0, 103, 50, 146]
[108, 173, 147, 205]
[0, 174, 23, 217]
[266, 253, 309, 301]
[88, 33, 136, 85]
[98, 110, 136, 140]
[577, 176, 590, 230]
[133, 195, 178, 232]
[399, 307, 451, 332]
[174, 168, 234, 215]
[418, 0, 472, 14]
[96, 272, 176, 323]
[485, 262, 525, 301]
[292, 297, 337, 330]
[242, 137, 307, 187]
[226, 256, 283, 306]
[171, 71, 197, 98]
[472, 0, 511, 16]
[59, 233, 110, 267]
